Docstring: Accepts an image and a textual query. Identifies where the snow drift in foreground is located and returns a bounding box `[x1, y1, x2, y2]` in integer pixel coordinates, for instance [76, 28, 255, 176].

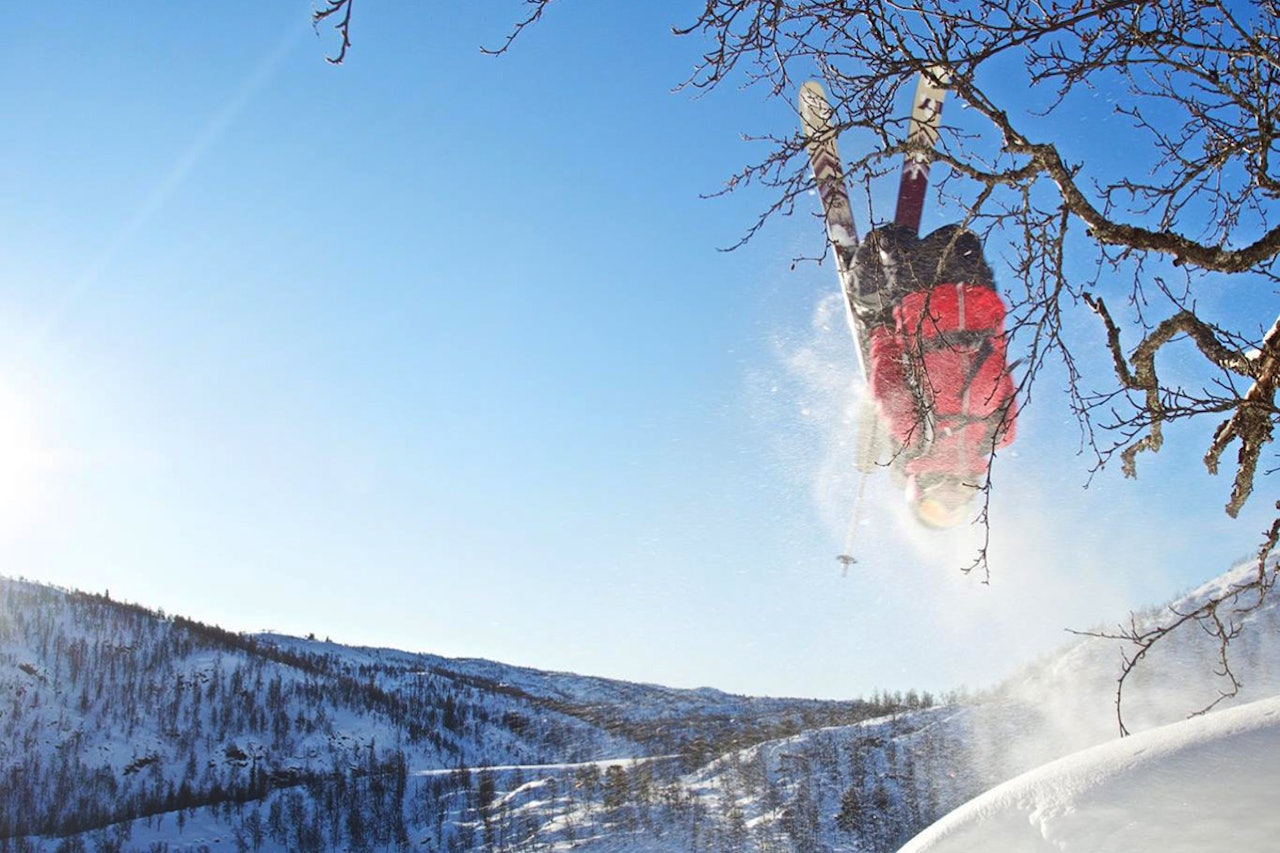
[902, 694, 1280, 853]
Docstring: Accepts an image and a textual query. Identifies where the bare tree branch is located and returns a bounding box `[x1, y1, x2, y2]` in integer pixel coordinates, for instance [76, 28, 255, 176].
[313, 0, 355, 65]
[480, 0, 557, 56]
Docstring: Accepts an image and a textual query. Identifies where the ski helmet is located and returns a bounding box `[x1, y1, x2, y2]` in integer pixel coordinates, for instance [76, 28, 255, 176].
[907, 474, 974, 529]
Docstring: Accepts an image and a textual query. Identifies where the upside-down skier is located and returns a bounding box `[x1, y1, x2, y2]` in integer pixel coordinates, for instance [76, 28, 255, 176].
[852, 223, 1017, 529]
[799, 72, 1018, 534]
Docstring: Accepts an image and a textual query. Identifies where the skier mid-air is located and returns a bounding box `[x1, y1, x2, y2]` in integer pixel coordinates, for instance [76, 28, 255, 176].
[852, 223, 1017, 528]
[799, 72, 1018, 535]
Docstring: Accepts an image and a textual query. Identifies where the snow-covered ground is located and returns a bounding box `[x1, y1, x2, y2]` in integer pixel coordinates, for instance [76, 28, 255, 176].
[5, 559, 1280, 851]
[902, 694, 1280, 853]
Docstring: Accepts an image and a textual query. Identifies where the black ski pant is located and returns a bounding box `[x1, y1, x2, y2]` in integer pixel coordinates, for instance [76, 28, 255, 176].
[849, 224, 993, 327]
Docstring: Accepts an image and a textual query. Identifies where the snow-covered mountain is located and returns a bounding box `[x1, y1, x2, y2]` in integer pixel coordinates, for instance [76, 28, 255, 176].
[3, 559, 1277, 852]
[0, 576, 913, 851]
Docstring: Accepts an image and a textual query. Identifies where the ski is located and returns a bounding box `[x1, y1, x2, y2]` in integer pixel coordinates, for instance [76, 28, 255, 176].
[894, 66, 950, 232]
[798, 81, 866, 374]
[799, 80, 883, 486]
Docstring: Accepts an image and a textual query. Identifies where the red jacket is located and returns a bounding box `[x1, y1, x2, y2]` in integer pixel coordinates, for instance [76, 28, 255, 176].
[867, 282, 1017, 480]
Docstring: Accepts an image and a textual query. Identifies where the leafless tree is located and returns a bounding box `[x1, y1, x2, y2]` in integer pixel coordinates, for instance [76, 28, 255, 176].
[316, 0, 1280, 732]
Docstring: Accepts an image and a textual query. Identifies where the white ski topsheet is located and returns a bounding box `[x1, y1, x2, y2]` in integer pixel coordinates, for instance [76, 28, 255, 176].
[798, 80, 865, 373]
[798, 81, 884, 479]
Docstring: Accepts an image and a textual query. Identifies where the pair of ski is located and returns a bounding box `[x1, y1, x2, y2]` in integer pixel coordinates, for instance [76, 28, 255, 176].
[798, 68, 949, 563]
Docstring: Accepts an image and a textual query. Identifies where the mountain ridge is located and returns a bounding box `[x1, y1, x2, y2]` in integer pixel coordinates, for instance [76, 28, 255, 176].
[0, 573, 915, 848]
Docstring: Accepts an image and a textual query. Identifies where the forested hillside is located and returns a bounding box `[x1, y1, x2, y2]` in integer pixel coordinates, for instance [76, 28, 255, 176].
[0, 576, 917, 851]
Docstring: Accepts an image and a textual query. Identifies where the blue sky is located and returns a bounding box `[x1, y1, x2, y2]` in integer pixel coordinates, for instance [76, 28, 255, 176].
[2, 2, 1274, 699]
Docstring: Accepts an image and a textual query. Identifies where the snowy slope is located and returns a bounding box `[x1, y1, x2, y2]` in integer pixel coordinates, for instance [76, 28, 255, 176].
[901, 694, 1280, 853]
[642, 557, 1280, 852]
[4, 556, 1279, 852]
[965, 558, 1280, 776]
